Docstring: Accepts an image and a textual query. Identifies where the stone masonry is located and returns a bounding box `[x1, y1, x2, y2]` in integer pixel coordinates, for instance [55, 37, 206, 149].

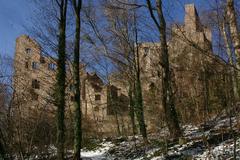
[13, 4, 230, 136]
[13, 35, 130, 136]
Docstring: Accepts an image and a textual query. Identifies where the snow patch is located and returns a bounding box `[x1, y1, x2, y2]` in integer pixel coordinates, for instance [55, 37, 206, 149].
[81, 141, 114, 160]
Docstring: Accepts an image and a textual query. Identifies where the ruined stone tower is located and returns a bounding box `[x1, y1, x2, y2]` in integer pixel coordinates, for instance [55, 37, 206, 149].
[184, 4, 212, 45]
[138, 4, 227, 128]
[13, 35, 130, 136]
[13, 3, 229, 135]
[13, 35, 56, 115]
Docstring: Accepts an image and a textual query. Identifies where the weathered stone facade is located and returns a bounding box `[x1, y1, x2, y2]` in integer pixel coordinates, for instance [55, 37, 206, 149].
[13, 3, 230, 136]
[139, 4, 228, 130]
[13, 35, 130, 136]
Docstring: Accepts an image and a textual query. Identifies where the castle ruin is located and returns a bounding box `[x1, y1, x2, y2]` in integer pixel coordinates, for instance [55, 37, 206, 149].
[13, 4, 229, 136]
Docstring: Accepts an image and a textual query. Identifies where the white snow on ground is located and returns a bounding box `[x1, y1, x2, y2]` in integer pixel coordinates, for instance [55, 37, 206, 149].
[77, 117, 240, 160]
[144, 138, 240, 160]
[129, 117, 240, 160]
[81, 141, 114, 160]
[48, 145, 57, 156]
[25, 115, 239, 159]
[194, 138, 240, 160]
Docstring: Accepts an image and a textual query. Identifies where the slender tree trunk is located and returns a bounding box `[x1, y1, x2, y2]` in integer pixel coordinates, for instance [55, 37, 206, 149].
[114, 110, 121, 136]
[227, 0, 240, 98]
[203, 69, 209, 124]
[134, 74, 147, 141]
[226, 1, 239, 158]
[107, 85, 121, 135]
[72, 0, 82, 159]
[222, 22, 239, 100]
[129, 82, 137, 135]
[134, 13, 148, 142]
[0, 128, 5, 159]
[147, 0, 181, 138]
[224, 70, 237, 160]
[55, 0, 68, 159]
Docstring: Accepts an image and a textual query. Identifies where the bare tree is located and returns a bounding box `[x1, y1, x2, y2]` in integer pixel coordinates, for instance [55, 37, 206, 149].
[146, 0, 181, 138]
[103, 0, 148, 140]
[71, 0, 82, 159]
[227, 0, 240, 98]
[54, 0, 68, 159]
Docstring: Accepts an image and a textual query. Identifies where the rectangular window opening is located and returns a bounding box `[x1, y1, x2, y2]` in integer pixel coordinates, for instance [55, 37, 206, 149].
[95, 95, 101, 101]
[25, 62, 28, 69]
[25, 48, 31, 54]
[32, 79, 40, 89]
[48, 63, 56, 71]
[32, 62, 39, 69]
[40, 56, 45, 64]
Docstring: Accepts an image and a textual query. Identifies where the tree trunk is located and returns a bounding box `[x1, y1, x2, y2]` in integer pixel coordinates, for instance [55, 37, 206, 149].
[222, 22, 239, 100]
[114, 110, 121, 136]
[55, 0, 68, 159]
[156, 0, 181, 138]
[129, 82, 137, 135]
[134, 15, 148, 142]
[0, 128, 5, 159]
[72, 0, 82, 159]
[134, 75, 148, 141]
[226, 2, 239, 158]
[147, 0, 182, 138]
[227, 0, 240, 98]
[203, 69, 209, 124]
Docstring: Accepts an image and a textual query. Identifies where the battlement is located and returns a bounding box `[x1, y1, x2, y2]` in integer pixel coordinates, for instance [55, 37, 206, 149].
[184, 4, 203, 33]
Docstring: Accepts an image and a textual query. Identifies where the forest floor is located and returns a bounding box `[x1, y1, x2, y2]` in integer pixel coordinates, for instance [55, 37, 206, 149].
[81, 113, 240, 160]
[20, 112, 240, 159]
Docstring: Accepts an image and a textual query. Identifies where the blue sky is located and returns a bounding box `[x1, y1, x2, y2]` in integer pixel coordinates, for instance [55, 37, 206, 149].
[0, 0, 208, 58]
[0, 0, 34, 57]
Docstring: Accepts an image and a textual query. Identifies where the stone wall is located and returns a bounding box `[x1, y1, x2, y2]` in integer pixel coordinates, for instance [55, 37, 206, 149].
[138, 4, 228, 129]
[13, 35, 130, 137]
[13, 3, 229, 137]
